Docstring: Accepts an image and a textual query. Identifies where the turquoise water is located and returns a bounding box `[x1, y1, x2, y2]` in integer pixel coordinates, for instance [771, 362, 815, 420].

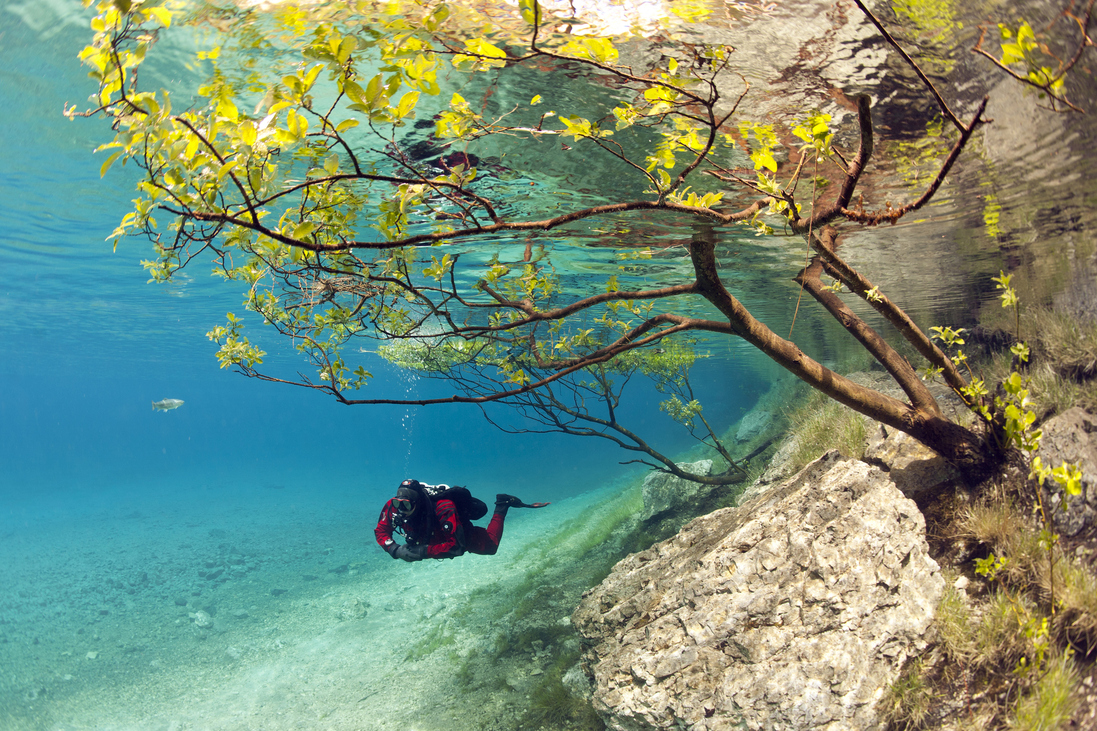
[0, 3, 716, 499]
[2, 0, 1096, 729]
[0, 5, 760, 727]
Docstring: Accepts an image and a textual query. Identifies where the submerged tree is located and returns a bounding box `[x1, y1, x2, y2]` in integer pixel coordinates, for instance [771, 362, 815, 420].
[70, 0, 1090, 484]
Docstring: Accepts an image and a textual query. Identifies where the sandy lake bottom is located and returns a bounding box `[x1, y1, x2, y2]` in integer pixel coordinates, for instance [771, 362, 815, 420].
[1, 479, 627, 730]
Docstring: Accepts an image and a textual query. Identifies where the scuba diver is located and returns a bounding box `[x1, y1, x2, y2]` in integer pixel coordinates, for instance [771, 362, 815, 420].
[375, 479, 548, 562]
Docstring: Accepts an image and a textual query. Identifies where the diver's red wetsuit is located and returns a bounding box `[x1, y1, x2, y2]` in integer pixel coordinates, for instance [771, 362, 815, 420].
[375, 497, 505, 559]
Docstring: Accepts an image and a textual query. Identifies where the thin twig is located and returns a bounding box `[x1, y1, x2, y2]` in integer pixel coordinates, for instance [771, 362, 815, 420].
[851, 0, 967, 132]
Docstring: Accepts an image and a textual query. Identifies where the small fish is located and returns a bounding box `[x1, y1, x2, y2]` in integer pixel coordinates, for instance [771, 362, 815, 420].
[152, 398, 185, 412]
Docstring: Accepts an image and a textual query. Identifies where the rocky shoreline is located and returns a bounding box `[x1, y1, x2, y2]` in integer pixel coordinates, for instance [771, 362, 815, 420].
[574, 452, 944, 730]
[570, 398, 1097, 731]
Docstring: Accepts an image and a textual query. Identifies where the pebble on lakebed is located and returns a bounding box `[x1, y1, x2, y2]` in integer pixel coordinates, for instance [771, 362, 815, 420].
[189, 610, 213, 628]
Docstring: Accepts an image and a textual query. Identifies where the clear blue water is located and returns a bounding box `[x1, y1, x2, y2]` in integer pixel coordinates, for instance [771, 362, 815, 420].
[3, 0, 1096, 728]
[0, 6, 764, 726]
[0, 3, 726, 504]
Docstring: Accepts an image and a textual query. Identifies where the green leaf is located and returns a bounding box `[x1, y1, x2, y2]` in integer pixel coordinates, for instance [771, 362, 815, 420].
[643, 85, 678, 105]
[394, 90, 419, 119]
[335, 118, 359, 133]
[1052, 463, 1084, 496]
[1000, 42, 1025, 65]
[657, 168, 672, 191]
[301, 64, 323, 93]
[239, 121, 257, 146]
[560, 116, 592, 141]
[468, 38, 507, 60]
[343, 80, 367, 106]
[456, 38, 508, 70]
[563, 37, 618, 64]
[292, 222, 318, 240]
[751, 149, 777, 172]
[217, 97, 239, 122]
[424, 4, 450, 31]
[216, 159, 240, 180]
[100, 151, 122, 177]
[519, 0, 539, 25]
[337, 35, 358, 64]
[355, 73, 391, 111]
[147, 6, 171, 27]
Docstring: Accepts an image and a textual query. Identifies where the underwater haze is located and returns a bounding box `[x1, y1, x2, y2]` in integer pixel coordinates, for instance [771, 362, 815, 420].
[3, 0, 1097, 729]
[0, 3, 761, 728]
[2, 1, 731, 502]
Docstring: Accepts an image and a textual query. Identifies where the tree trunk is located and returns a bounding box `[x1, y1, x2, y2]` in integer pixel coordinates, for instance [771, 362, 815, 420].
[689, 231, 997, 485]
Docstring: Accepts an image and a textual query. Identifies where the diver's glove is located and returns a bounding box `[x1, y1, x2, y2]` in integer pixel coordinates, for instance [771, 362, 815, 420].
[393, 544, 429, 562]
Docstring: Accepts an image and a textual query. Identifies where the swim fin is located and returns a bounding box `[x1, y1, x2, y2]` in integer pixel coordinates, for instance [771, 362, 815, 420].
[496, 494, 550, 509]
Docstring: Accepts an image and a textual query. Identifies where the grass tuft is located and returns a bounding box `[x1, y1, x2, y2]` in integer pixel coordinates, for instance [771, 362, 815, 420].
[934, 583, 975, 664]
[960, 497, 1047, 590]
[519, 654, 605, 731]
[879, 656, 931, 730]
[1027, 308, 1097, 383]
[1053, 556, 1097, 654]
[785, 392, 867, 473]
[973, 590, 1034, 671]
[403, 622, 457, 662]
[1008, 650, 1080, 731]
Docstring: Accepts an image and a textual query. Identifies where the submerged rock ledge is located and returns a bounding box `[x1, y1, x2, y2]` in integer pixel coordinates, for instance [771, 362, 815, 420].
[573, 451, 944, 731]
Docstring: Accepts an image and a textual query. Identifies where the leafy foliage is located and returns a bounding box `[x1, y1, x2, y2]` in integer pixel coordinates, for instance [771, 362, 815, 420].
[72, 0, 1089, 483]
[972, 1, 1096, 113]
[916, 280, 1093, 728]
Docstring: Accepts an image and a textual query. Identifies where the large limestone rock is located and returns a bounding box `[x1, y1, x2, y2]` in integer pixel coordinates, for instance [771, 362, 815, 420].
[641, 460, 714, 520]
[573, 452, 944, 731]
[736, 409, 773, 443]
[1038, 407, 1097, 537]
[863, 424, 960, 504]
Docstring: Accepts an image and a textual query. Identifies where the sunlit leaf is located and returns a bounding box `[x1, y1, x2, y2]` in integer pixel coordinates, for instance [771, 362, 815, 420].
[99, 150, 122, 177]
[424, 4, 450, 31]
[292, 222, 317, 240]
[239, 121, 257, 146]
[146, 6, 171, 28]
[519, 0, 539, 25]
[394, 90, 419, 119]
[216, 159, 240, 180]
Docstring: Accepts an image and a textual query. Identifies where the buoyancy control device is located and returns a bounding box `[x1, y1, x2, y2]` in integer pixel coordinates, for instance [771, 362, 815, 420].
[403, 480, 488, 523]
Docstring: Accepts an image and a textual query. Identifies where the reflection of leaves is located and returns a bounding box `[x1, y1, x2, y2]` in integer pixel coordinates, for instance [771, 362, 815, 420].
[982, 189, 1001, 239]
[890, 116, 956, 188]
[891, 0, 962, 47]
[889, 0, 961, 78]
[668, 0, 713, 23]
